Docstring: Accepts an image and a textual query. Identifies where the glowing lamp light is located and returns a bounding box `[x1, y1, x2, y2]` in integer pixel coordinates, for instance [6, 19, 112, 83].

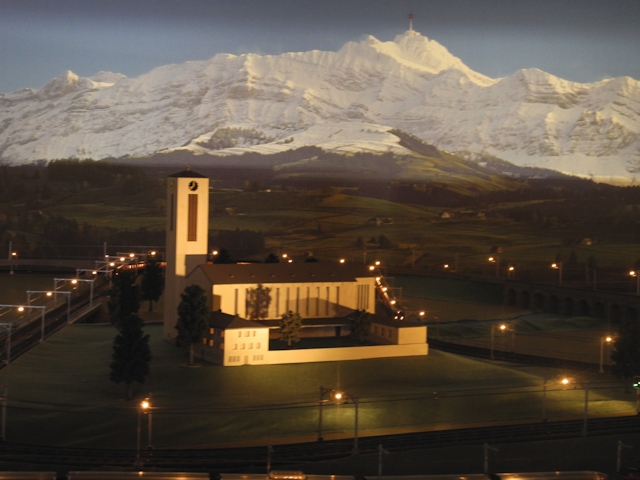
[552, 263, 559, 269]
[333, 392, 343, 401]
[282, 253, 288, 258]
[109, 262, 115, 267]
[605, 336, 613, 343]
[369, 266, 375, 271]
[92, 270, 97, 275]
[150, 251, 156, 256]
[375, 261, 381, 266]
[390, 300, 396, 305]
[630, 271, 637, 277]
[288, 259, 293, 263]
[46, 292, 53, 297]
[375, 277, 381, 282]
[140, 399, 151, 411]
[71, 279, 78, 284]
[500, 324, 507, 331]
[129, 253, 135, 258]
[561, 378, 570, 385]
[120, 257, 125, 262]
[17, 306, 25, 312]
[419, 311, 425, 316]
[509, 266, 515, 271]
[382, 287, 388, 292]
[339, 259, 346, 264]
[444, 264, 449, 269]
[212, 250, 218, 256]
[488, 256, 495, 262]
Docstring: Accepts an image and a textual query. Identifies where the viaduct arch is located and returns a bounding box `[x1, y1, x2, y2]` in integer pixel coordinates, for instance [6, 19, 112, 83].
[504, 280, 640, 324]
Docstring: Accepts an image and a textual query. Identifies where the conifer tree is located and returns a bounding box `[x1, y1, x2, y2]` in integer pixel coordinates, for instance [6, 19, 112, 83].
[141, 257, 164, 312]
[108, 270, 140, 328]
[176, 284, 209, 365]
[110, 313, 151, 400]
[611, 317, 640, 392]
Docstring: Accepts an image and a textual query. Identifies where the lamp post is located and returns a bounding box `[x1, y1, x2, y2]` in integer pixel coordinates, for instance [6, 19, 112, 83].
[488, 255, 500, 278]
[135, 397, 152, 466]
[318, 388, 360, 454]
[334, 391, 360, 455]
[552, 262, 563, 286]
[490, 323, 514, 360]
[54, 278, 95, 309]
[0, 305, 46, 341]
[27, 290, 71, 324]
[630, 271, 640, 296]
[599, 335, 613, 373]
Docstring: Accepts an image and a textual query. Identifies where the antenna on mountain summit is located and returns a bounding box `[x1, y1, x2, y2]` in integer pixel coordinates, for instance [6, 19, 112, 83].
[409, 13, 413, 31]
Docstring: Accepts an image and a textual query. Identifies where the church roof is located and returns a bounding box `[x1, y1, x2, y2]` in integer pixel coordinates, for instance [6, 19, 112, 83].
[168, 169, 208, 178]
[208, 310, 268, 330]
[194, 262, 375, 285]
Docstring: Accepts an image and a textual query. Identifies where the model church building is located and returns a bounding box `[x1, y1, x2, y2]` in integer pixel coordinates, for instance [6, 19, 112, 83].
[163, 169, 428, 366]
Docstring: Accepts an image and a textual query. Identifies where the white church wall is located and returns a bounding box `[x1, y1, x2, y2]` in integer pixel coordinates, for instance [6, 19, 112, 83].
[263, 343, 428, 366]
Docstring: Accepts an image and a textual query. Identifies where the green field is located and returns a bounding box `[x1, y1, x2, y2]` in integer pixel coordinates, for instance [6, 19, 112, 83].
[0, 322, 633, 450]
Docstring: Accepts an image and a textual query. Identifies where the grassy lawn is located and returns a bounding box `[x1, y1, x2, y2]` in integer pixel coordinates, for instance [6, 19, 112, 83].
[0, 322, 633, 450]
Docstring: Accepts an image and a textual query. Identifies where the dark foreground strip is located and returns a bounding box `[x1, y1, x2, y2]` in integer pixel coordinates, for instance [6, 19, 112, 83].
[0, 415, 639, 471]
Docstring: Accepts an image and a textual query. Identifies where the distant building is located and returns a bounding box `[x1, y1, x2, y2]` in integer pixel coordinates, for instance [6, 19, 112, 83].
[163, 169, 428, 366]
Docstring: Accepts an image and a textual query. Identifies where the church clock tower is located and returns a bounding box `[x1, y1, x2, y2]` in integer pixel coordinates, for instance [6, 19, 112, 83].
[164, 169, 210, 340]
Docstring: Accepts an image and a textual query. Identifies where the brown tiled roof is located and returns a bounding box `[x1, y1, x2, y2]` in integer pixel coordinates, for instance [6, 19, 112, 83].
[195, 262, 375, 285]
[208, 310, 267, 330]
[168, 169, 208, 178]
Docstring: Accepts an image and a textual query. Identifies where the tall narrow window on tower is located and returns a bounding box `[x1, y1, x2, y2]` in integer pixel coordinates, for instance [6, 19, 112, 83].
[170, 193, 175, 231]
[188, 194, 198, 241]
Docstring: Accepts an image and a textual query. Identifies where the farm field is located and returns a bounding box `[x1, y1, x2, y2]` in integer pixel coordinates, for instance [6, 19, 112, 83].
[41, 187, 640, 280]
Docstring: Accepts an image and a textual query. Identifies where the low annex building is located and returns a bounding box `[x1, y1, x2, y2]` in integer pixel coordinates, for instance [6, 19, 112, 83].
[164, 169, 428, 366]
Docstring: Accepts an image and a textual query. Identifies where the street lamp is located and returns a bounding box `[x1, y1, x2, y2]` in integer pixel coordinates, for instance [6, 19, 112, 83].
[0, 304, 46, 341]
[490, 323, 514, 360]
[318, 387, 360, 455]
[488, 255, 500, 277]
[507, 266, 515, 279]
[318, 386, 341, 441]
[629, 271, 640, 295]
[559, 377, 589, 436]
[599, 335, 613, 373]
[135, 397, 152, 466]
[333, 391, 360, 455]
[552, 262, 563, 286]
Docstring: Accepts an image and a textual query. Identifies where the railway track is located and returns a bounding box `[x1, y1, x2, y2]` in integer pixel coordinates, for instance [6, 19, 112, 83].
[0, 415, 639, 470]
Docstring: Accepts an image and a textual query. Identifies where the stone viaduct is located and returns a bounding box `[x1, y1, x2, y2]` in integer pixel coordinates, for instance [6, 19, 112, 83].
[503, 279, 640, 324]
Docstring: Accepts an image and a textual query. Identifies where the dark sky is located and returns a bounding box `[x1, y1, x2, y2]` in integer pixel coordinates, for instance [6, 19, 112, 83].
[1, 0, 639, 93]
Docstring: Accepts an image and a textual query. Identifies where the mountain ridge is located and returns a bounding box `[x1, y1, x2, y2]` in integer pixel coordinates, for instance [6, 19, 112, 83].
[0, 30, 639, 184]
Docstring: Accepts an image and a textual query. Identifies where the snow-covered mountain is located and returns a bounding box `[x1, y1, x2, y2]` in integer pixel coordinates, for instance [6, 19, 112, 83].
[1, 30, 639, 184]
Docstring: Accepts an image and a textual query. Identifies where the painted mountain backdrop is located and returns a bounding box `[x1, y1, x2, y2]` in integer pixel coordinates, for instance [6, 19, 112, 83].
[1, 30, 639, 183]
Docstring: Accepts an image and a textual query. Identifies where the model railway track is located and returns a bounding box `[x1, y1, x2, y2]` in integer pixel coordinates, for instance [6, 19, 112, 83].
[1, 415, 639, 470]
[0, 283, 109, 365]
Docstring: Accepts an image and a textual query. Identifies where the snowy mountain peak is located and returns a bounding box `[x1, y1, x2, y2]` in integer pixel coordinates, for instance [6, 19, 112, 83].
[0, 32, 639, 184]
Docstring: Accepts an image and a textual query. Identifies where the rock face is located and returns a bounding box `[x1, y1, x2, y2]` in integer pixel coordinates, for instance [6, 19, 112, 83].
[1, 30, 639, 183]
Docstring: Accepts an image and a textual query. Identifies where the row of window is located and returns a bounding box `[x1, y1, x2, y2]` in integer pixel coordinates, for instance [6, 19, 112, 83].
[227, 355, 264, 363]
[232, 342, 261, 350]
[233, 286, 346, 317]
[202, 338, 225, 349]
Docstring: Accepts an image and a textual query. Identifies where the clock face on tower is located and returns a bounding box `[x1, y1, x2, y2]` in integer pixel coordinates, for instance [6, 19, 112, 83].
[188, 181, 198, 191]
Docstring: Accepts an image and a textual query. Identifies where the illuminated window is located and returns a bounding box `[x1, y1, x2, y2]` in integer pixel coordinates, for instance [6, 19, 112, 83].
[209, 339, 214, 347]
[219, 343, 224, 350]
[202, 338, 207, 345]
[209, 328, 214, 335]
[187, 194, 198, 241]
